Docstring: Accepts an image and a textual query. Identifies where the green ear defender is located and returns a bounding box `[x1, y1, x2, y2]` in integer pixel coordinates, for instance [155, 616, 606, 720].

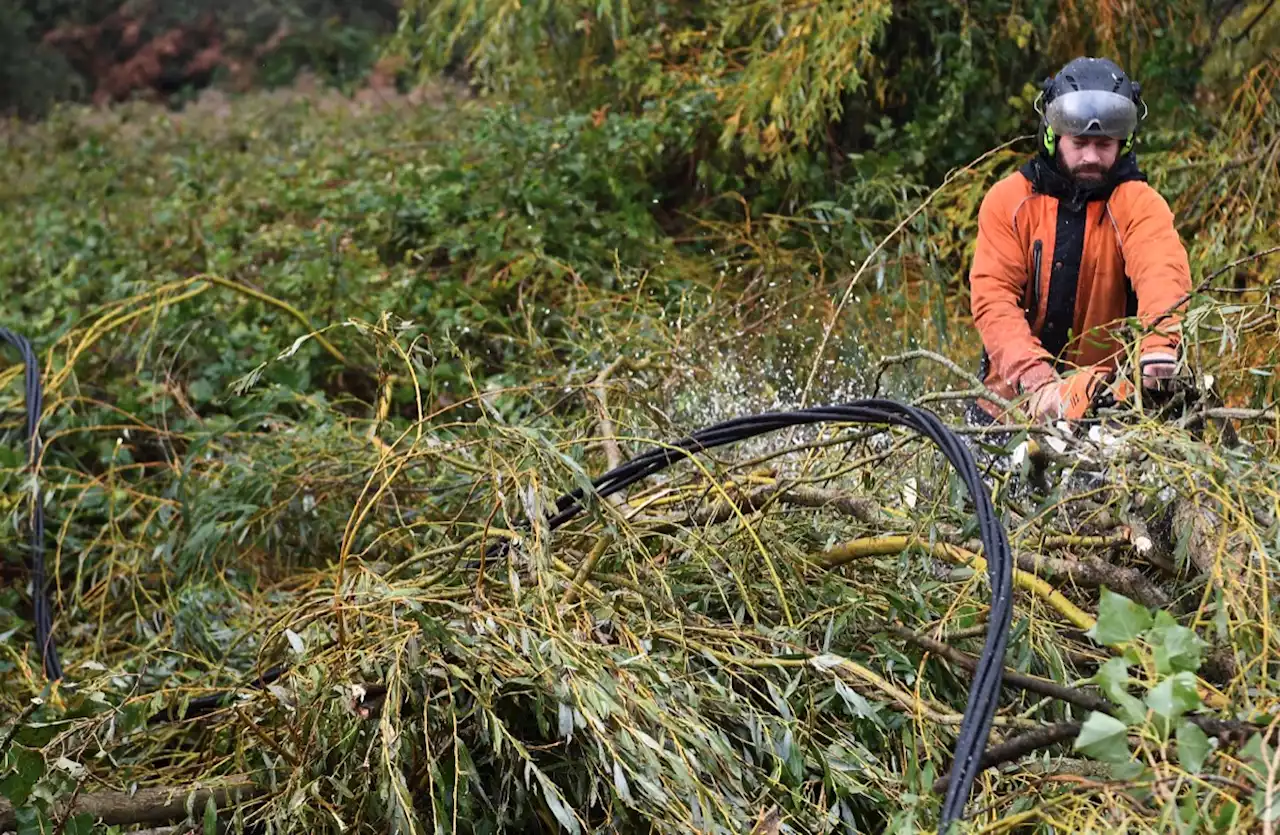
[1034, 77, 1057, 156]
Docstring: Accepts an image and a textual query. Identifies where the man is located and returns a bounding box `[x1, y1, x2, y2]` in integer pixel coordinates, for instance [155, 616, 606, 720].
[968, 56, 1193, 424]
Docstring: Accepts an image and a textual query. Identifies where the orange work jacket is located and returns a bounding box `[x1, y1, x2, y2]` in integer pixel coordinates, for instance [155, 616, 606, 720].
[969, 153, 1192, 413]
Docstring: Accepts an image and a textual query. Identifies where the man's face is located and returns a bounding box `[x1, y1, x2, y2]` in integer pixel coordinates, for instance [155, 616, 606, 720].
[1057, 135, 1121, 183]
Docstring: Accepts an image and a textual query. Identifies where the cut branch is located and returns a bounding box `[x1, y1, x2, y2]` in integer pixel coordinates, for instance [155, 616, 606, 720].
[820, 536, 1097, 631]
[1013, 551, 1170, 609]
[591, 357, 630, 472]
[0, 777, 264, 831]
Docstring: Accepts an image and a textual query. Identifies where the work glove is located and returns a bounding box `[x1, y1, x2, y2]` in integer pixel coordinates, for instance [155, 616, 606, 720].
[1025, 365, 1109, 423]
[1139, 350, 1180, 393]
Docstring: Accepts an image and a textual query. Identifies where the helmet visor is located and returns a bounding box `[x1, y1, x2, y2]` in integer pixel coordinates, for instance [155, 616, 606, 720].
[1046, 89, 1137, 138]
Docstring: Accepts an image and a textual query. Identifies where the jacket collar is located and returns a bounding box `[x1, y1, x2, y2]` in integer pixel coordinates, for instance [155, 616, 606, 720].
[1019, 152, 1147, 211]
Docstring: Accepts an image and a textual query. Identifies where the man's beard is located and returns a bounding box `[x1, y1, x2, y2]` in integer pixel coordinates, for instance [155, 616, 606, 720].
[1068, 163, 1109, 183]
[1056, 151, 1112, 184]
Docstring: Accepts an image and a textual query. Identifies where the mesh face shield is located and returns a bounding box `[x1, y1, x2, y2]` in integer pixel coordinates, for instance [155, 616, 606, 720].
[1045, 89, 1138, 139]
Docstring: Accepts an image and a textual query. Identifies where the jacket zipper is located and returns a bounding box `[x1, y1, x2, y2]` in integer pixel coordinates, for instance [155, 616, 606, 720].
[1026, 239, 1042, 326]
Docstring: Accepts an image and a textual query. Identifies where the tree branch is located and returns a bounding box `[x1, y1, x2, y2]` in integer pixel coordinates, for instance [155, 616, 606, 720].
[0, 777, 263, 831]
[889, 626, 1113, 714]
[931, 722, 1084, 795]
[1013, 551, 1171, 609]
[1231, 0, 1276, 43]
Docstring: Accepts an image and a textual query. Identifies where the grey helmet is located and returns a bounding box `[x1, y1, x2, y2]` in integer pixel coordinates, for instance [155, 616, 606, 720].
[1036, 57, 1146, 156]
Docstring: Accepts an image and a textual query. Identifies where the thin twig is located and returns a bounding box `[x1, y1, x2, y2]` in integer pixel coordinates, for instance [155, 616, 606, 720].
[874, 350, 1015, 414]
[1147, 245, 1280, 333]
[1232, 0, 1277, 43]
[639, 483, 882, 534]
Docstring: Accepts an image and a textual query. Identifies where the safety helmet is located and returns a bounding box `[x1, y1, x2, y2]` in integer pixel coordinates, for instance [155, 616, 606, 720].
[1035, 57, 1146, 157]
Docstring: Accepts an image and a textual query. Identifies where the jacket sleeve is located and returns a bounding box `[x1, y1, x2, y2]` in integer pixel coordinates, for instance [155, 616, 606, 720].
[1119, 185, 1193, 357]
[969, 182, 1055, 391]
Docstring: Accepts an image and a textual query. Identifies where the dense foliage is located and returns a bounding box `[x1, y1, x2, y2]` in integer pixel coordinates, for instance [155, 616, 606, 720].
[1, 1, 1278, 833]
[0, 0, 400, 118]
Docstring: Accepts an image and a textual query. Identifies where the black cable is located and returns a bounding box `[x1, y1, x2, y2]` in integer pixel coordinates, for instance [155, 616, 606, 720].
[3, 325, 1008, 828]
[0, 327, 63, 681]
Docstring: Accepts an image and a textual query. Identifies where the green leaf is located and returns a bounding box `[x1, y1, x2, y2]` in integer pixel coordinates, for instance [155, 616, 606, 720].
[188, 378, 215, 403]
[612, 760, 634, 806]
[0, 747, 45, 806]
[1255, 785, 1280, 823]
[832, 677, 882, 724]
[1176, 721, 1211, 774]
[1149, 619, 1206, 675]
[64, 813, 94, 835]
[784, 728, 805, 786]
[534, 769, 581, 834]
[1145, 671, 1201, 722]
[204, 795, 218, 835]
[1073, 712, 1132, 764]
[14, 804, 48, 835]
[284, 629, 305, 656]
[1092, 657, 1146, 725]
[1213, 796, 1242, 829]
[1242, 732, 1271, 781]
[1087, 589, 1153, 648]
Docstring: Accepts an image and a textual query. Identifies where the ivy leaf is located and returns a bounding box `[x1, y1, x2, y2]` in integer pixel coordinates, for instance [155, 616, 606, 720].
[1148, 616, 1206, 675]
[14, 805, 48, 835]
[1092, 657, 1146, 725]
[1146, 671, 1201, 723]
[1176, 721, 1211, 774]
[64, 814, 94, 835]
[1073, 712, 1132, 764]
[1256, 785, 1280, 823]
[0, 747, 45, 806]
[1087, 589, 1153, 648]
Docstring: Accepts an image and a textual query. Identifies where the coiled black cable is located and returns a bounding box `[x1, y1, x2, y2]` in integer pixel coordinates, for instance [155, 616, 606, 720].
[4, 322, 1007, 830]
[1, 327, 63, 681]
